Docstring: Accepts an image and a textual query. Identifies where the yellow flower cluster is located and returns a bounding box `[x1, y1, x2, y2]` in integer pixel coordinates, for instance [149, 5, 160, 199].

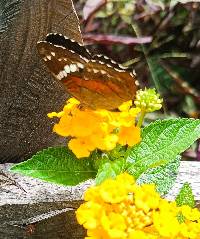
[48, 98, 141, 158]
[76, 173, 200, 239]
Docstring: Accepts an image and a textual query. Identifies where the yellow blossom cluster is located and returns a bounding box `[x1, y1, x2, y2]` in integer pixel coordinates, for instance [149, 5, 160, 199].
[76, 173, 200, 239]
[48, 98, 141, 158]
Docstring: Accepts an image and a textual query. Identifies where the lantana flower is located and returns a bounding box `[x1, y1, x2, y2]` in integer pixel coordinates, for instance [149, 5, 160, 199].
[48, 99, 141, 158]
[76, 173, 200, 239]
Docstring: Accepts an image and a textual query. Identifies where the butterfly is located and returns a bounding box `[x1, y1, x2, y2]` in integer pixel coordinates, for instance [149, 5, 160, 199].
[37, 33, 138, 110]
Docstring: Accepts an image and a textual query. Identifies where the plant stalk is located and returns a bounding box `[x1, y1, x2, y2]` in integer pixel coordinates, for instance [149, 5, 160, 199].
[137, 109, 146, 127]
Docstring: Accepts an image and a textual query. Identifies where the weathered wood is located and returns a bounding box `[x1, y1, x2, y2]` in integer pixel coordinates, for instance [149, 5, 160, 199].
[0, 161, 200, 238]
[0, 210, 86, 239]
[0, 163, 90, 239]
[0, 0, 82, 163]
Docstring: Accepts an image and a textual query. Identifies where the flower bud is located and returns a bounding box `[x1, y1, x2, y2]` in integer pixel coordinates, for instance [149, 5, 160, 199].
[134, 88, 163, 113]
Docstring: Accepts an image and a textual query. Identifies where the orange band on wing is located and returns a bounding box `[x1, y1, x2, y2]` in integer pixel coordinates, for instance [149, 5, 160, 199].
[62, 76, 123, 95]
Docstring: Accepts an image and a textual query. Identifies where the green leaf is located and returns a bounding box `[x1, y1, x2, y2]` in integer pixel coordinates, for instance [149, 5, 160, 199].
[11, 147, 97, 186]
[127, 118, 200, 178]
[137, 156, 180, 195]
[176, 182, 195, 208]
[95, 159, 126, 185]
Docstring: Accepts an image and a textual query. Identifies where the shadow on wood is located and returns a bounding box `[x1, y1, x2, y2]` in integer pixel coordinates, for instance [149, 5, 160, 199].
[1, 208, 86, 239]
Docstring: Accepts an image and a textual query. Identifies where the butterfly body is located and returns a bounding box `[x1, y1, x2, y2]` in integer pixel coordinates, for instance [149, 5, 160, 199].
[37, 33, 138, 110]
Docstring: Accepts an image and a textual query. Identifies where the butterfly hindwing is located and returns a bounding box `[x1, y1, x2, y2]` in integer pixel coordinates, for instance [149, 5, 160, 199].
[75, 59, 137, 109]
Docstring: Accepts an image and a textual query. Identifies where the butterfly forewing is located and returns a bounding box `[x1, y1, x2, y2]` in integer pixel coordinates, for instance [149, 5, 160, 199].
[37, 41, 87, 80]
[37, 33, 138, 110]
[45, 33, 91, 60]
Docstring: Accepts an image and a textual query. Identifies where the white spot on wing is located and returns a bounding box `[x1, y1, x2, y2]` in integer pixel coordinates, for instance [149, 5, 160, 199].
[135, 80, 139, 86]
[64, 65, 70, 73]
[46, 55, 51, 60]
[118, 64, 127, 69]
[51, 52, 55, 56]
[56, 73, 62, 81]
[59, 71, 65, 79]
[80, 55, 89, 62]
[114, 68, 124, 72]
[51, 43, 66, 50]
[77, 63, 84, 69]
[93, 69, 98, 73]
[100, 70, 106, 74]
[62, 70, 68, 77]
[111, 59, 117, 64]
[66, 35, 83, 46]
[70, 64, 78, 72]
[96, 54, 109, 60]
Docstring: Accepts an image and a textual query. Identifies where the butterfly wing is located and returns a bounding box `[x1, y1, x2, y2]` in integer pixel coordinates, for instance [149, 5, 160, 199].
[73, 59, 137, 109]
[37, 33, 138, 110]
[45, 33, 91, 59]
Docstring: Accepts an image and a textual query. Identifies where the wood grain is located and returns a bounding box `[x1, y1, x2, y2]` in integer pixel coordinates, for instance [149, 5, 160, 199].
[0, 0, 82, 163]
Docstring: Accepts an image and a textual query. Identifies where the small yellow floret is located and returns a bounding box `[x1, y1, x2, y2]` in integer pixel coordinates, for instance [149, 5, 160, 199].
[118, 126, 141, 146]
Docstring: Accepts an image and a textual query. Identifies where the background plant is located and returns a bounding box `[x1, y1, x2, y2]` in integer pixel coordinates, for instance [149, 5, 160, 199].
[74, 0, 200, 160]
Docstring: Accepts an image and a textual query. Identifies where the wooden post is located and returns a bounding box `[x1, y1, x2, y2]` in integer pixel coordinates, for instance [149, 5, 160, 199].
[0, 0, 82, 163]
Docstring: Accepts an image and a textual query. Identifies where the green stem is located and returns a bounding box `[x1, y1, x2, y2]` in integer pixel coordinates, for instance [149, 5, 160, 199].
[137, 109, 146, 128]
